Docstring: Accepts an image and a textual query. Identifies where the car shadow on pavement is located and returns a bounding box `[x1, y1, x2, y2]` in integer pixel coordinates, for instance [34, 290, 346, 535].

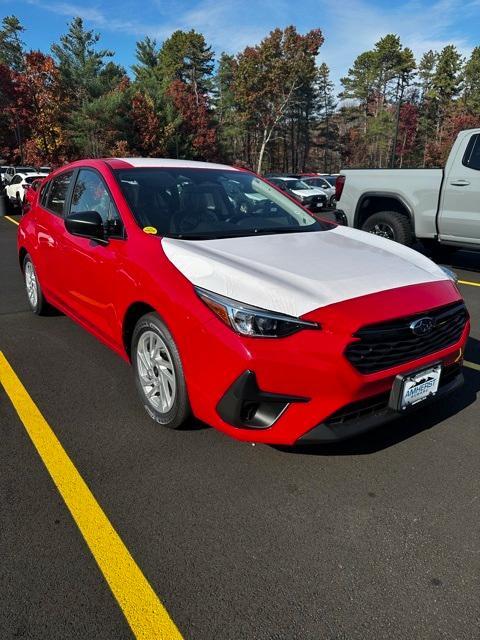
[277, 336, 480, 457]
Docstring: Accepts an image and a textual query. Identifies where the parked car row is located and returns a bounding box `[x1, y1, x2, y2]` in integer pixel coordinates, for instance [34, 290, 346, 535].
[265, 173, 341, 209]
[1, 165, 51, 210]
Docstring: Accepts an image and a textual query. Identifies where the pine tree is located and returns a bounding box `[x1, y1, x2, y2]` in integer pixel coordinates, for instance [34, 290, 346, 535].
[463, 47, 480, 114]
[0, 15, 25, 71]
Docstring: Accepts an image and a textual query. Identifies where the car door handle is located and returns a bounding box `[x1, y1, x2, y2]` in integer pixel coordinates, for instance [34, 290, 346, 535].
[449, 179, 470, 186]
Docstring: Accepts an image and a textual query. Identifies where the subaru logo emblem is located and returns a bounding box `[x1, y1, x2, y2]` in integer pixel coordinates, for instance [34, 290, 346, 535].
[410, 317, 435, 336]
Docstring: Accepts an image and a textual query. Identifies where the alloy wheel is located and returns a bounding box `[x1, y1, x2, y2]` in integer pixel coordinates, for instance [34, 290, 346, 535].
[25, 261, 38, 308]
[369, 223, 395, 240]
[136, 330, 177, 413]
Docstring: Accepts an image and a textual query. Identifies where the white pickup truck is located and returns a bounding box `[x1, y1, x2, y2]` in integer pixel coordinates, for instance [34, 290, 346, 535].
[336, 128, 480, 252]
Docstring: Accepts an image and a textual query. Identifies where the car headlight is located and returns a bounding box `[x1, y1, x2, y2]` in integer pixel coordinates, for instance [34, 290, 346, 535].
[195, 287, 320, 337]
[440, 266, 459, 283]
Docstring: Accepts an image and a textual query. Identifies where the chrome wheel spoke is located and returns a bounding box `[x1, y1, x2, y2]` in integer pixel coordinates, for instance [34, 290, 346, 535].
[136, 330, 176, 413]
[25, 262, 38, 307]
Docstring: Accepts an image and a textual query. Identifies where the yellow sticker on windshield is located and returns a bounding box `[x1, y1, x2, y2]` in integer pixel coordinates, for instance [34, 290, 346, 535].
[143, 226, 158, 235]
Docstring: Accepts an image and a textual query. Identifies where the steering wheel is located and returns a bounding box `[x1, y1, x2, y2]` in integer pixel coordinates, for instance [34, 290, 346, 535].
[174, 208, 219, 234]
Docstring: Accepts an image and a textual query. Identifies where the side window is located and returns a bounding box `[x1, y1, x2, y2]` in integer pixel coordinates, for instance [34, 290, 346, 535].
[12, 175, 22, 184]
[71, 169, 123, 234]
[462, 134, 480, 171]
[45, 172, 73, 216]
[40, 181, 51, 208]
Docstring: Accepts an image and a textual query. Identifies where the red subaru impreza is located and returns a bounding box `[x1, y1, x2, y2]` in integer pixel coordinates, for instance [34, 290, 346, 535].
[17, 158, 469, 445]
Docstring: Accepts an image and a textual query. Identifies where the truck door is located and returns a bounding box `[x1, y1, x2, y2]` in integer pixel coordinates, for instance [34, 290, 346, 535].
[438, 131, 480, 246]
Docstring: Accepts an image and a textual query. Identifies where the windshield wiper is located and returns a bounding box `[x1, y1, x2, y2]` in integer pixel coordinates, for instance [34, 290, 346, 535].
[169, 226, 325, 241]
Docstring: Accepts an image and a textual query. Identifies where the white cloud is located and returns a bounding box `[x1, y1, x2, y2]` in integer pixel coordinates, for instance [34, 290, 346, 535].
[23, 0, 478, 85]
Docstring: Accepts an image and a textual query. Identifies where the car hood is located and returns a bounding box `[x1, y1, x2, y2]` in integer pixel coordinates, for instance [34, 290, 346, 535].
[161, 226, 449, 317]
[291, 188, 326, 197]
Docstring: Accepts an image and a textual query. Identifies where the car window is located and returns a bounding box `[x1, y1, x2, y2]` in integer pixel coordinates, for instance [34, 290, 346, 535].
[115, 167, 331, 240]
[11, 175, 22, 184]
[40, 181, 51, 207]
[462, 134, 480, 171]
[71, 169, 121, 226]
[45, 172, 73, 216]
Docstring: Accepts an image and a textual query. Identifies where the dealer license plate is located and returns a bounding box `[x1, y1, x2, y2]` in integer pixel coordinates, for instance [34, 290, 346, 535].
[398, 365, 442, 410]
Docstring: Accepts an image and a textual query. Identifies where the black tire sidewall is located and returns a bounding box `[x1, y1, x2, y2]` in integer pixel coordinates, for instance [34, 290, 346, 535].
[23, 254, 43, 314]
[362, 211, 413, 246]
[132, 313, 190, 429]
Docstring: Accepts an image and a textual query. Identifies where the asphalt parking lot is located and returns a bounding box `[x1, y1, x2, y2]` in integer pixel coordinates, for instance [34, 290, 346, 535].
[0, 214, 479, 640]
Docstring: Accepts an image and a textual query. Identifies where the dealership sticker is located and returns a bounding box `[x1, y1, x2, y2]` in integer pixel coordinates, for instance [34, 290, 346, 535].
[143, 226, 158, 235]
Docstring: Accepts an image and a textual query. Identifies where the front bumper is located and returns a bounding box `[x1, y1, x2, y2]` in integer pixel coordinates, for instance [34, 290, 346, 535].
[296, 362, 463, 443]
[182, 280, 469, 446]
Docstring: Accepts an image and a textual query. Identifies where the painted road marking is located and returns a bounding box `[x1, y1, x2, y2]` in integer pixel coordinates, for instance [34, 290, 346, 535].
[464, 360, 480, 372]
[4, 215, 19, 226]
[0, 352, 183, 640]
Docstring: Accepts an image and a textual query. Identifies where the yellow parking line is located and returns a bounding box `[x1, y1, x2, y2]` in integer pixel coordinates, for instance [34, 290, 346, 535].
[458, 279, 480, 287]
[464, 360, 480, 372]
[4, 215, 19, 226]
[0, 352, 183, 640]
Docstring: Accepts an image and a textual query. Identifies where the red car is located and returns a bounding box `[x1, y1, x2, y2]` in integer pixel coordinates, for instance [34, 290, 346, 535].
[23, 177, 45, 213]
[17, 159, 470, 445]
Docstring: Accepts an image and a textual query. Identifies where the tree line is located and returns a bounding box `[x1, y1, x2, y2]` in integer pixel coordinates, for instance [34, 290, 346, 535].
[0, 15, 479, 173]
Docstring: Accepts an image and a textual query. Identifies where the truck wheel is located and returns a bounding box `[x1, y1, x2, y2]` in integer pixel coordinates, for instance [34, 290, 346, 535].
[362, 211, 413, 246]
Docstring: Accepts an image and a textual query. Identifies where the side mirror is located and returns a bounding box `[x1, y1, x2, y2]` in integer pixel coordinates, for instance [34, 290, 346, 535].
[65, 211, 107, 243]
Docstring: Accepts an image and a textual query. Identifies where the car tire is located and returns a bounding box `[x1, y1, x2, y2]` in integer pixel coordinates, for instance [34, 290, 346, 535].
[132, 313, 191, 429]
[23, 254, 50, 315]
[362, 211, 413, 246]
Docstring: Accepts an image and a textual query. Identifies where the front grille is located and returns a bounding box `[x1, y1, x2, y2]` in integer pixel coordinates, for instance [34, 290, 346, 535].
[309, 194, 327, 206]
[326, 363, 462, 425]
[345, 301, 468, 374]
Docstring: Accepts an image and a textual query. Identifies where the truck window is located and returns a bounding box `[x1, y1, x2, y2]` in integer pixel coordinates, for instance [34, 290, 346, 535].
[462, 134, 480, 171]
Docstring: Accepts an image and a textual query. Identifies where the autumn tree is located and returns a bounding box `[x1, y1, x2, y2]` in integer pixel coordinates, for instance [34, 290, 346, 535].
[12, 51, 65, 163]
[234, 26, 323, 173]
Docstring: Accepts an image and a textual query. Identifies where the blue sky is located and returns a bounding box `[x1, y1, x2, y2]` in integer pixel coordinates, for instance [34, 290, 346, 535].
[2, 0, 480, 89]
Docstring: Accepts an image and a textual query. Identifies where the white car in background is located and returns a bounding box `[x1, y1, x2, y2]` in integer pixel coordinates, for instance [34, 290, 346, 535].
[301, 176, 336, 206]
[5, 172, 48, 207]
[268, 176, 328, 211]
[3, 165, 36, 185]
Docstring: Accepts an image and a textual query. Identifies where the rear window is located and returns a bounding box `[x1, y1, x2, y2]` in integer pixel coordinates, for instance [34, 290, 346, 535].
[25, 176, 41, 184]
[15, 167, 35, 173]
[462, 134, 480, 171]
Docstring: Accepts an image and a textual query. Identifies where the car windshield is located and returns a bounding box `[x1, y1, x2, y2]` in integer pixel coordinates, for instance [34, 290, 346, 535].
[16, 167, 35, 173]
[324, 176, 337, 186]
[114, 168, 332, 240]
[282, 179, 313, 190]
[306, 178, 329, 188]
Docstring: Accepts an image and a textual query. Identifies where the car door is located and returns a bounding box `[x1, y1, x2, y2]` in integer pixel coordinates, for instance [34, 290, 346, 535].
[6, 174, 22, 200]
[60, 167, 127, 347]
[438, 132, 480, 245]
[32, 171, 75, 304]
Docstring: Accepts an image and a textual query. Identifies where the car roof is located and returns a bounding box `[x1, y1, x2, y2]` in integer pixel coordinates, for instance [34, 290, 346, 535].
[15, 172, 46, 178]
[104, 158, 241, 172]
